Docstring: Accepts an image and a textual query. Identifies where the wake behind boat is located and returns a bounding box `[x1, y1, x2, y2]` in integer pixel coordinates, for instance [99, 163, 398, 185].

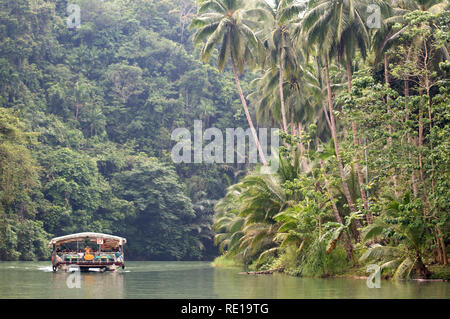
[49, 232, 126, 272]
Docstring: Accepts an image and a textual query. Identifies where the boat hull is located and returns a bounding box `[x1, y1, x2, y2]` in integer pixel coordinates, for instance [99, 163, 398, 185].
[53, 262, 124, 272]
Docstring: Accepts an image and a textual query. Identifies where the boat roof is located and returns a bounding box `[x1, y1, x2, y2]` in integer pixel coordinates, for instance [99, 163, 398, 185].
[49, 232, 126, 247]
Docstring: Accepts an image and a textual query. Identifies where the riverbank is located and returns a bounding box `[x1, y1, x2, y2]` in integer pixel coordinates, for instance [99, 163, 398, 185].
[212, 256, 450, 281]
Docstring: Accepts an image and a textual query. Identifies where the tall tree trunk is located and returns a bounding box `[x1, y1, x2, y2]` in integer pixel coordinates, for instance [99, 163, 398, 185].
[418, 106, 425, 185]
[325, 56, 360, 240]
[347, 59, 371, 223]
[417, 45, 427, 191]
[385, 55, 399, 197]
[435, 233, 443, 264]
[297, 123, 308, 171]
[321, 160, 344, 225]
[414, 254, 431, 279]
[321, 160, 354, 260]
[346, 58, 352, 91]
[279, 60, 288, 133]
[405, 79, 418, 198]
[75, 103, 80, 120]
[423, 39, 433, 131]
[231, 57, 268, 166]
[297, 240, 305, 254]
[318, 217, 322, 238]
[436, 227, 448, 265]
[297, 123, 305, 153]
[290, 109, 295, 135]
[423, 40, 436, 193]
[402, 48, 418, 198]
[425, 82, 436, 192]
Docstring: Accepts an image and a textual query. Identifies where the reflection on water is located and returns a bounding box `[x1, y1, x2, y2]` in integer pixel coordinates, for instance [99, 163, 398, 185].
[123, 261, 216, 298]
[0, 261, 449, 299]
[49, 271, 124, 299]
[212, 268, 450, 299]
[0, 263, 125, 298]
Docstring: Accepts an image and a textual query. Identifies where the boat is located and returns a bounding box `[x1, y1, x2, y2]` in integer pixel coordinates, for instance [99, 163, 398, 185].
[49, 232, 126, 272]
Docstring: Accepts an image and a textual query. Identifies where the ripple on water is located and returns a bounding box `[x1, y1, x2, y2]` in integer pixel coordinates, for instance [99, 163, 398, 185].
[37, 266, 53, 272]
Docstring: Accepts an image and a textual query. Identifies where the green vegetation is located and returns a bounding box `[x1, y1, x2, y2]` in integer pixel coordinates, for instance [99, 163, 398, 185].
[0, 0, 448, 282]
[193, 0, 449, 280]
[0, 0, 252, 261]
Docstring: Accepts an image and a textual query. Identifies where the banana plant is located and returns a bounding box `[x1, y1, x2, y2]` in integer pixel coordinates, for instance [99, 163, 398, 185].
[320, 211, 364, 255]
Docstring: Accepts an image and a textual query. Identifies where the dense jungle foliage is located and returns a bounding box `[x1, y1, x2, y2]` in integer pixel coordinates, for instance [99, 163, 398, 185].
[0, 0, 449, 280]
[0, 0, 253, 261]
[191, 0, 449, 280]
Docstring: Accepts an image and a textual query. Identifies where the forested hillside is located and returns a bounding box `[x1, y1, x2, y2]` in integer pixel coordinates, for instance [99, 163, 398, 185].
[0, 0, 250, 261]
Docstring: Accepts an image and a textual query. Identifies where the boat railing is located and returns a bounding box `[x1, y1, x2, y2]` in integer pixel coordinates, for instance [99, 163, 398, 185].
[57, 252, 123, 263]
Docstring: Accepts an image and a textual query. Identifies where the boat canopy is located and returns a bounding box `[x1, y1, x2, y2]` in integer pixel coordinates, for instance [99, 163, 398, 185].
[49, 232, 126, 248]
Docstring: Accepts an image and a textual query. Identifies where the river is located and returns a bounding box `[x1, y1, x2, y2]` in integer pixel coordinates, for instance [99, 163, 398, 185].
[0, 261, 448, 299]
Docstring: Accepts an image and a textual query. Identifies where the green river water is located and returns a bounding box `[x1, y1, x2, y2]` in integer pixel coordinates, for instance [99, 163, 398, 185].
[0, 261, 448, 299]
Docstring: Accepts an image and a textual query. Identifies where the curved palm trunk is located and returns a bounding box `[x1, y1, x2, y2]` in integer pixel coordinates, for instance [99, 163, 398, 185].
[347, 59, 371, 223]
[325, 56, 360, 240]
[231, 57, 268, 166]
[279, 60, 288, 133]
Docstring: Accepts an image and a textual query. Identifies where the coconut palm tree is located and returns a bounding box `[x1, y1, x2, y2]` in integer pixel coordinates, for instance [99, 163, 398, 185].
[254, 0, 306, 133]
[334, 1, 385, 223]
[214, 183, 246, 254]
[248, 67, 285, 129]
[190, 0, 268, 165]
[299, 1, 356, 219]
[248, 52, 332, 150]
[214, 155, 293, 266]
[299, 0, 388, 227]
[308, 56, 363, 236]
[248, 65, 314, 136]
